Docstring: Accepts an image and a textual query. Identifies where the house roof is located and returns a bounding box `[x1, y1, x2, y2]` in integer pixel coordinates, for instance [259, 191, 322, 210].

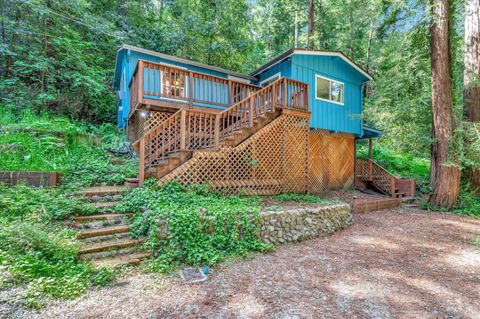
[114, 44, 257, 85]
[249, 48, 373, 81]
[357, 126, 383, 139]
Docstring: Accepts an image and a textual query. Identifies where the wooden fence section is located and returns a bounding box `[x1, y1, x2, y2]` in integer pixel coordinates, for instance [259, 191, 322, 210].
[127, 110, 173, 142]
[128, 60, 260, 116]
[309, 130, 355, 192]
[356, 159, 415, 198]
[0, 171, 62, 187]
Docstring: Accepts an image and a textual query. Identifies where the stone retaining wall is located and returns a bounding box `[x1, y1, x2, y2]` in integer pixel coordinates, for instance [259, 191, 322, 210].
[258, 204, 353, 244]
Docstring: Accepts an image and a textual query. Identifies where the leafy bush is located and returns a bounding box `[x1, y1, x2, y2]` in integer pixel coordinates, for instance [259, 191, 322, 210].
[0, 184, 97, 221]
[118, 182, 271, 271]
[0, 222, 115, 308]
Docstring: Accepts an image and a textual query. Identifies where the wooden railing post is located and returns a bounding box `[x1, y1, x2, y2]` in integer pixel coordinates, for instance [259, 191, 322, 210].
[214, 114, 220, 149]
[283, 78, 287, 109]
[138, 138, 145, 187]
[138, 60, 144, 105]
[249, 96, 254, 128]
[368, 159, 372, 181]
[272, 82, 277, 110]
[391, 177, 396, 198]
[305, 83, 310, 111]
[189, 71, 194, 108]
[180, 109, 187, 150]
[228, 80, 233, 106]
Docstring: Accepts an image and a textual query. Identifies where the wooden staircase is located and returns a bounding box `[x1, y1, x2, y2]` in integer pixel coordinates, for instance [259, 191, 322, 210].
[356, 159, 416, 199]
[74, 185, 149, 268]
[132, 77, 308, 185]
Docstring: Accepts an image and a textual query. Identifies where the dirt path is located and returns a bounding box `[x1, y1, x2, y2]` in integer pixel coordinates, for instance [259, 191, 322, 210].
[24, 208, 480, 319]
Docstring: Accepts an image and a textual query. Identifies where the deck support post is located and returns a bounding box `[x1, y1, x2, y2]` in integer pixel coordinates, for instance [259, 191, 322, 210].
[138, 138, 145, 187]
[390, 177, 396, 198]
[180, 109, 187, 150]
[228, 80, 233, 106]
[368, 138, 373, 181]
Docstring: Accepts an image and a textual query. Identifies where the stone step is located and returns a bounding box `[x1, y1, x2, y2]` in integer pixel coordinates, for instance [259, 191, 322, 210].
[94, 201, 119, 209]
[75, 217, 132, 230]
[75, 213, 133, 223]
[76, 185, 127, 197]
[91, 252, 151, 268]
[81, 232, 131, 245]
[77, 225, 130, 239]
[79, 239, 143, 255]
[81, 246, 144, 261]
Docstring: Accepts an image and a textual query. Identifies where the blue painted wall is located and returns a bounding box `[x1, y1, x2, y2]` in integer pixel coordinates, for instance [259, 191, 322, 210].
[290, 54, 365, 135]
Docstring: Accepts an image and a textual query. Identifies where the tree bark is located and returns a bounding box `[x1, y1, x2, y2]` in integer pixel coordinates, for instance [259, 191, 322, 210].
[464, 0, 480, 194]
[429, 0, 460, 208]
[308, 0, 314, 48]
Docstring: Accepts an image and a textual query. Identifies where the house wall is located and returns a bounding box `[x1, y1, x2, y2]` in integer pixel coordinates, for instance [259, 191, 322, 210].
[291, 55, 364, 135]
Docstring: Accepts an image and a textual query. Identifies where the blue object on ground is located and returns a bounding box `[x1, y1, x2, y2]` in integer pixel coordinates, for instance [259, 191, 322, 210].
[203, 266, 209, 275]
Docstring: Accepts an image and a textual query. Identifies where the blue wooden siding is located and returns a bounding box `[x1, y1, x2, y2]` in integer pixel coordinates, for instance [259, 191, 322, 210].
[291, 54, 364, 135]
[255, 59, 291, 85]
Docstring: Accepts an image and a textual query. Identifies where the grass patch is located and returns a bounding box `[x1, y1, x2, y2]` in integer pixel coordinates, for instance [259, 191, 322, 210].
[117, 182, 271, 272]
[272, 193, 336, 205]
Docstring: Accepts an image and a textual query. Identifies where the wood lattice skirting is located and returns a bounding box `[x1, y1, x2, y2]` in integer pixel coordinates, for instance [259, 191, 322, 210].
[157, 110, 355, 195]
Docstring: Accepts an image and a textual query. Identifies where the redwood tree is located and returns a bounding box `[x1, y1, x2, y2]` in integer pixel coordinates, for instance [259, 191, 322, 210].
[464, 0, 480, 194]
[429, 0, 460, 208]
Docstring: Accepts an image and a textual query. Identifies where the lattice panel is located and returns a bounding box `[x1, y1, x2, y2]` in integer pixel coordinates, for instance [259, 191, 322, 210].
[159, 112, 311, 195]
[127, 111, 173, 143]
[309, 130, 355, 192]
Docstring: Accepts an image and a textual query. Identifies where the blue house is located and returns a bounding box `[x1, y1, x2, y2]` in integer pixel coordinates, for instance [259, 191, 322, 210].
[112, 44, 415, 199]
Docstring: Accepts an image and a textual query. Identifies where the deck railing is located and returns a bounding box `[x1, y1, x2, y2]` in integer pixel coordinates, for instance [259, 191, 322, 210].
[132, 77, 309, 184]
[356, 158, 415, 198]
[128, 60, 260, 116]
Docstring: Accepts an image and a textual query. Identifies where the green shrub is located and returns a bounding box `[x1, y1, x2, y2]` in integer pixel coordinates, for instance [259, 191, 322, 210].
[118, 182, 271, 271]
[0, 222, 115, 307]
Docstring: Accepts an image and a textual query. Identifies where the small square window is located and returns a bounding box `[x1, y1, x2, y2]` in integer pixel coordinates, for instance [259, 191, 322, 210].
[315, 75, 344, 105]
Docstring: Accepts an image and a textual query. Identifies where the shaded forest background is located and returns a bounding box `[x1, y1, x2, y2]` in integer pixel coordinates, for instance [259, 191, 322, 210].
[1, 0, 478, 206]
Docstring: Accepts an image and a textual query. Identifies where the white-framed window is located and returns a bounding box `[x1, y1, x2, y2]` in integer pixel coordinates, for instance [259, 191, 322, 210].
[315, 74, 344, 105]
[260, 72, 281, 87]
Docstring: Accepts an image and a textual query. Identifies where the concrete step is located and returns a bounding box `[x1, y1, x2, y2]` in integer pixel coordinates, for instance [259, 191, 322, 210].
[91, 252, 151, 268]
[77, 225, 130, 239]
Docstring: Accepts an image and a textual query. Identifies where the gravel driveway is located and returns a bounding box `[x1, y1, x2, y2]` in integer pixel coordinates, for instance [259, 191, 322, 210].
[19, 208, 480, 318]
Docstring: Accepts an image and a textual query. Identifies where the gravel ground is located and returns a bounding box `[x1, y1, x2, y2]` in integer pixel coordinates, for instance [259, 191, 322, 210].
[8, 207, 480, 319]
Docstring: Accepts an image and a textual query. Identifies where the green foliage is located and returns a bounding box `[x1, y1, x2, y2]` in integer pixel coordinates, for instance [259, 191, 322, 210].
[357, 143, 430, 179]
[0, 184, 97, 221]
[452, 185, 480, 218]
[0, 107, 137, 188]
[0, 222, 115, 307]
[118, 182, 271, 271]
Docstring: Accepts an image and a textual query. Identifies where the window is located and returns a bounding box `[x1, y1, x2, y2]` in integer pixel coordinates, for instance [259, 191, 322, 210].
[162, 71, 186, 98]
[260, 73, 280, 87]
[315, 75, 344, 105]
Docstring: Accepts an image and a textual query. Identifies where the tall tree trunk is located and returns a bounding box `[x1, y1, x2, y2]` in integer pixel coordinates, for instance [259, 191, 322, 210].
[308, 0, 314, 48]
[294, 6, 299, 48]
[348, 0, 355, 61]
[429, 0, 460, 208]
[464, 0, 480, 193]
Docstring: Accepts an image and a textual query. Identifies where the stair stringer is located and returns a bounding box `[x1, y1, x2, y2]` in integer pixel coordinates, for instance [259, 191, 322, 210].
[157, 110, 311, 195]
